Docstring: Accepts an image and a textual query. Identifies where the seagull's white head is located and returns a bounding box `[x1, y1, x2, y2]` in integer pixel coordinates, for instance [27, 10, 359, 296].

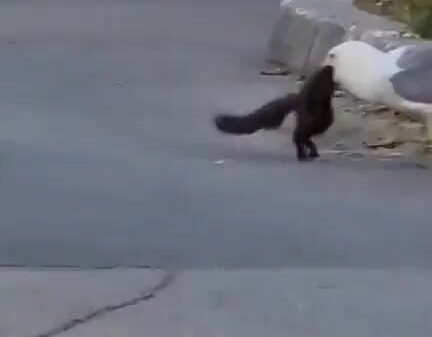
[322, 41, 386, 102]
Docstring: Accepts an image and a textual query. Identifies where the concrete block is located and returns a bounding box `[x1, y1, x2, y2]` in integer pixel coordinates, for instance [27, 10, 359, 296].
[266, 7, 318, 74]
[265, 0, 407, 75]
[266, 6, 345, 75]
[305, 18, 346, 75]
[264, 0, 432, 122]
[266, 7, 295, 65]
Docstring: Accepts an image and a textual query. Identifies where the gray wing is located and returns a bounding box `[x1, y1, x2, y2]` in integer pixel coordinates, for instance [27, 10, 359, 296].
[396, 44, 432, 70]
[390, 68, 432, 104]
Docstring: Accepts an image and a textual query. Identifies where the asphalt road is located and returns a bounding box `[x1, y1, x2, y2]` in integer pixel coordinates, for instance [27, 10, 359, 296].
[0, 0, 431, 269]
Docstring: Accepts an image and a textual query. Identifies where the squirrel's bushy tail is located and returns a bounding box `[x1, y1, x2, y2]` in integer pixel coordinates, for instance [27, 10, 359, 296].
[213, 94, 297, 135]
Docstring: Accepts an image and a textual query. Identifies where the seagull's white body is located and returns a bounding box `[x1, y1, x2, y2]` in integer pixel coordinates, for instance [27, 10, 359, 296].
[323, 41, 432, 117]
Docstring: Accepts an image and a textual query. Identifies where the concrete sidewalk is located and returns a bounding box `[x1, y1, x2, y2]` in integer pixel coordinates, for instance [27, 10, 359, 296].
[1, 268, 431, 337]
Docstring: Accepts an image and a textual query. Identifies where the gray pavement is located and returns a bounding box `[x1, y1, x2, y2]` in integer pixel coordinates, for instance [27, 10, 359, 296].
[0, 0, 432, 269]
[0, 268, 164, 337]
[2, 268, 432, 337]
[1, 1, 432, 336]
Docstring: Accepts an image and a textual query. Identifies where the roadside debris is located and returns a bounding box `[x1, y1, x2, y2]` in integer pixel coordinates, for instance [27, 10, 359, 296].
[366, 136, 402, 149]
[346, 152, 365, 161]
[260, 62, 290, 76]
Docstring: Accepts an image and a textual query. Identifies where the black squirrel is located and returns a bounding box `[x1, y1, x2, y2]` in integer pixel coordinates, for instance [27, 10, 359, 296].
[213, 65, 336, 161]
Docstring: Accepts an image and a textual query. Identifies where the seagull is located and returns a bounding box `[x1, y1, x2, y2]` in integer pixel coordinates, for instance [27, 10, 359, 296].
[322, 40, 432, 119]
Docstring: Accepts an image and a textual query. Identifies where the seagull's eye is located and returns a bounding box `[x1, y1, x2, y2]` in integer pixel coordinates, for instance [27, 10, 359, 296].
[328, 52, 336, 59]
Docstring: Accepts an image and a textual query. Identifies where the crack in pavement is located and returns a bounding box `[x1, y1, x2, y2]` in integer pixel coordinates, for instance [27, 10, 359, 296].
[0, 264, 159, 270]
[31, 270, 177, 337]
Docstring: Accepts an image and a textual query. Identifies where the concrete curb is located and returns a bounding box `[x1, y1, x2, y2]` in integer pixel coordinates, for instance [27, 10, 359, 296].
[264, 0, 406, 75]
[264, 0, 432, 122]
[265, 5, 346, 76]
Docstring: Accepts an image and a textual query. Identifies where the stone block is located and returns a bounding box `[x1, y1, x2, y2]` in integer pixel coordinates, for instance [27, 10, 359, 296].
[305, 18, 346, 75]
[266, 6, 345, 75]
[266, 7, 318, 74]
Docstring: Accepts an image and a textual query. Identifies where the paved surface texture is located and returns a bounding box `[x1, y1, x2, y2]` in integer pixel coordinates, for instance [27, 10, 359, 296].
[1, 268, 431, 337]
[0, 268, 165, 337]
[0, 0, 432, 269]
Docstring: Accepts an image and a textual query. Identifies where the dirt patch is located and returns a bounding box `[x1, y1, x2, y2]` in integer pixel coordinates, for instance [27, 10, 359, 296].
[279, 78, 432, 168]
[330, 95, 432, 167]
